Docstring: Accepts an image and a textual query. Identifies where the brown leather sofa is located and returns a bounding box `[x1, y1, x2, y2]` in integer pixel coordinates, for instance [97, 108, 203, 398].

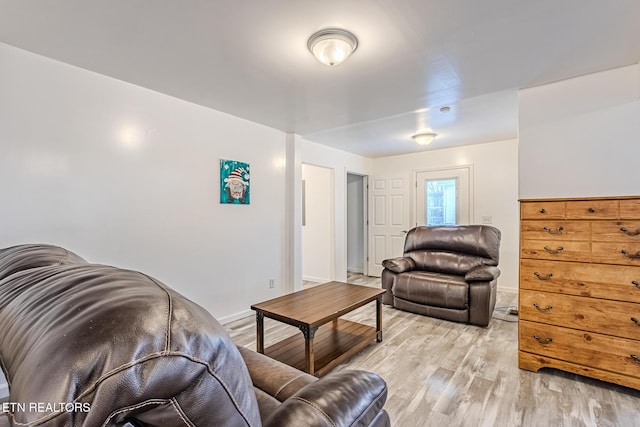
[381, 225, 501, 327]
[0, 244, 390, 427]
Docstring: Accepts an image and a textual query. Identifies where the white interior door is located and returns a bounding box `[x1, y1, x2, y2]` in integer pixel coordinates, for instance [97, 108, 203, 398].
[368, 177, 408, 277]
[415, 166, 472, 226]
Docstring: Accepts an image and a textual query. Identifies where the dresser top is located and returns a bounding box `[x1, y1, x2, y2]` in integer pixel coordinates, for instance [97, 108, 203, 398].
[519, 195, 640, 202]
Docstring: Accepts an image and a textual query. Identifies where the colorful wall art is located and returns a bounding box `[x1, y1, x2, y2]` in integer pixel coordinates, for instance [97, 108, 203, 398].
[220, 159, 250, 204]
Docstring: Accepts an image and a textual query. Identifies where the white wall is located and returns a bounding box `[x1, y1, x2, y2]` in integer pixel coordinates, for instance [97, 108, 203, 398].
[300, 139, 373, 281]
[519, 64, 640, 198]
[0, 43, 288, 326]
[372, 140, 520, 292]
[301, 164, 333, 282]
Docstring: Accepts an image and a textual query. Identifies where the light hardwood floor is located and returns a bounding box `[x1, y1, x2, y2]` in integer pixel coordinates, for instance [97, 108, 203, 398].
[226, 274, 640, 427]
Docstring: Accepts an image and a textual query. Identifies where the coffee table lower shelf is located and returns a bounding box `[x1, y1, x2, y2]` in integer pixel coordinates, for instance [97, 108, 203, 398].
[264, 318, 376, 377]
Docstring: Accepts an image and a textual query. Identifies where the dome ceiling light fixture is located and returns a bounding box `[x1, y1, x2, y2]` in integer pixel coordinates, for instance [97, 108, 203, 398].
[412, 132, 437, 146]
[307, 28, 358, 66]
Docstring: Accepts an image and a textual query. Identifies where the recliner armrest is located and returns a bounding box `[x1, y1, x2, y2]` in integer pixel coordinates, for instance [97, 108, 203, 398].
[382, 257, 415, 274]
[263, 370, 389, 427]
[465, 265, 500, 282]
[238, 346, 316, 401]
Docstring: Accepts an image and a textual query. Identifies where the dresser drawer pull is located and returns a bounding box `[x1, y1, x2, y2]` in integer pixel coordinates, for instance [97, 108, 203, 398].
[622, 250, 640, 259]
[543, 226, 564, 235]
[533, 303, 553, 313]
[534, 272, 553, 280]
[633, 281, 640, 289]
[533, 335, 553, 345]
[632, 317, 640, 326]
[588, 207, 597, 213]
[539, 208, 546, 214]
[620, 227, 640, 237]
[631, 354, 640, 365]
[543, 246, 564, 255]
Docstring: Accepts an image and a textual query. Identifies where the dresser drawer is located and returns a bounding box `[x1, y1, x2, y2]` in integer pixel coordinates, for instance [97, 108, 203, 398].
[566, 200, 618, 219]
[520, 290, 640, 340]
[521, 201, 565, 220]
[621, 199, 640, 219]
[519, 320, 640, 378]
[519, 259, 640, 303]
[520, 221, 589, 241]
[591, 221, 640, 242]
[520, 239, 590, 262]
[592, 242, 640, 266]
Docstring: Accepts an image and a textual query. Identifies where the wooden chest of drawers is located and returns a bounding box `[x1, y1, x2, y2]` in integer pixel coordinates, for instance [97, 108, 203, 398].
[519, 196, 640, 390]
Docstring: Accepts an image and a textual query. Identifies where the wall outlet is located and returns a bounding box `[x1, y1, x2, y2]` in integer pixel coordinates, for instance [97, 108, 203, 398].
[482, 216, 492, 224]
[269, 279, 275, 289]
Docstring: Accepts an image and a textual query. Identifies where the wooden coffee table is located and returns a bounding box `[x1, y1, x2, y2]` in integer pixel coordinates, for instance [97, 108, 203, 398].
[251, 281, 385, 377]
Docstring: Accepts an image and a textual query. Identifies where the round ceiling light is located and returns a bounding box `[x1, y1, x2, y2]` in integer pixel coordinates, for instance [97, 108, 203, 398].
[412, 132, 437, 146]
[307, 28, 358, 66]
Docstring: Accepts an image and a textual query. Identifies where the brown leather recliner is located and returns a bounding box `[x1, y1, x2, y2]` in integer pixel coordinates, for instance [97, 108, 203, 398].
[0, 244, 390, 427]
[381, 225, 501, 327]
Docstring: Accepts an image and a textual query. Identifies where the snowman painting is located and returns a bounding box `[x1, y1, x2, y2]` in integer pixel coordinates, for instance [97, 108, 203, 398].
[220, 160, 250, 204]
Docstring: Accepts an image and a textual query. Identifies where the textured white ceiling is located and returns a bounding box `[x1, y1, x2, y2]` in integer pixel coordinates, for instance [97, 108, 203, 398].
[1, 0, 639, 157]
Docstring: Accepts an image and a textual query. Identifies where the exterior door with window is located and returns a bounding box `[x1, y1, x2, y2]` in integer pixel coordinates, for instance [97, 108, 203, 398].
[415, 167, 471, 227]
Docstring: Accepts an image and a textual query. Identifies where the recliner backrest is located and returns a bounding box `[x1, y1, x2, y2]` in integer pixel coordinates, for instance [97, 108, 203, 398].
[0, 244, 261, 426]
[403, 225, 501, 276]
[0, 243, 87, 282]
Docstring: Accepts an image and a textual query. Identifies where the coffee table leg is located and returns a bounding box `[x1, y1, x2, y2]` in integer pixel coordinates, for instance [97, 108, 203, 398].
[256, 312, 264, 353]
[376, 297, 383, 342]
[299, 325, 318, 375]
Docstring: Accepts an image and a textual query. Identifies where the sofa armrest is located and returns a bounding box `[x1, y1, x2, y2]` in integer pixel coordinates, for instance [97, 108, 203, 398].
[465, 265, 500, 282]
[263, 370, 389, 427]
[237, 346, 316, 401]
[382, 257, 415, 274]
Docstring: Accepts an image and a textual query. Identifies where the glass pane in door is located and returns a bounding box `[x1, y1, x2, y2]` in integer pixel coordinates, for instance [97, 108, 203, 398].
[425, 179, 457, 226]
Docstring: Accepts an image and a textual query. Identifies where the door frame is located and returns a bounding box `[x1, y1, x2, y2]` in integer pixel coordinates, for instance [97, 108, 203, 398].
[412, 164, 474, 227]
[346, 172, 368, 276]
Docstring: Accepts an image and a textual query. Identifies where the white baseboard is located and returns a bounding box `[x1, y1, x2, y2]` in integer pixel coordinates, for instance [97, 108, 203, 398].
[303, 275, 330, 283]
[218, 309, 253, 325]
[498, 284, 518, 294]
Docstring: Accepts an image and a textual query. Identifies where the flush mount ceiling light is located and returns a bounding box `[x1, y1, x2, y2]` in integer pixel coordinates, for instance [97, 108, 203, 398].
[307, 28, 358, 66]
[412, 132, 437, 146]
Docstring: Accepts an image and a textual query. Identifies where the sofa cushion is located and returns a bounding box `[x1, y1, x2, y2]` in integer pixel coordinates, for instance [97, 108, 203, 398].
[392, 271, 468, 309]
